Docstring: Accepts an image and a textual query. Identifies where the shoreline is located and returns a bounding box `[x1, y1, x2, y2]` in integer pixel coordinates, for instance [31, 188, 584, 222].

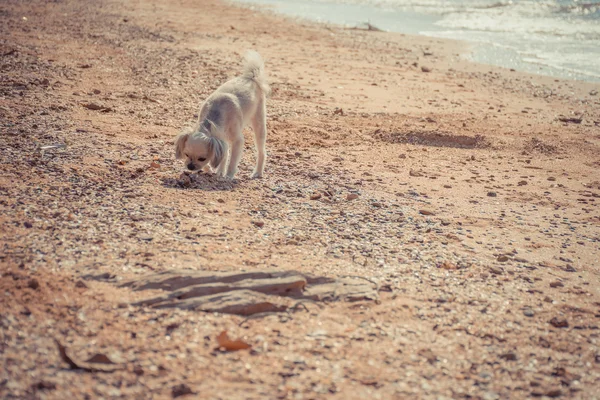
[233, 0, 600, 83]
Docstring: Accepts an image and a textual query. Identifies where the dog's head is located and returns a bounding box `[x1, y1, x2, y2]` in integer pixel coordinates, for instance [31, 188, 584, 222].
[175, 127, 224, 172]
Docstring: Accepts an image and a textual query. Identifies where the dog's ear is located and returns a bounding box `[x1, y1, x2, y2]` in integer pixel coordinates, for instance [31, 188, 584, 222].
[174, 131, 190, 159]
[208, 137, 224, 168]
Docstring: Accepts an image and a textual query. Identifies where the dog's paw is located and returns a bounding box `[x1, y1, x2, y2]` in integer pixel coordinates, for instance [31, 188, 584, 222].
[250, 171, 263, 179]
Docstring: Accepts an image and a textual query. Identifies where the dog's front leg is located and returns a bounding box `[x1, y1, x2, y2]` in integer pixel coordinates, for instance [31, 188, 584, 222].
[215, 141, 229, 177]
[225, 137, 244, 179]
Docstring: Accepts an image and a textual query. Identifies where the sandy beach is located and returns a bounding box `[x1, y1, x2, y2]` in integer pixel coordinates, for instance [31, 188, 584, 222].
[1, 0, 600, 398]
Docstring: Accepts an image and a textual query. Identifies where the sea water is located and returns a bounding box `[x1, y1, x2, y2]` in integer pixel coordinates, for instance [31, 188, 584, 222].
[234, 0, 600, 82]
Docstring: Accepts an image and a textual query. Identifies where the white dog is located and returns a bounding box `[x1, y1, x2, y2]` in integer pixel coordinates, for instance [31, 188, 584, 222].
[175, 51, 269, 179]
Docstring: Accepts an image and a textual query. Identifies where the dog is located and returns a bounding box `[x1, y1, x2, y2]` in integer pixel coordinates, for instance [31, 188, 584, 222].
[175, 50, 269, 179]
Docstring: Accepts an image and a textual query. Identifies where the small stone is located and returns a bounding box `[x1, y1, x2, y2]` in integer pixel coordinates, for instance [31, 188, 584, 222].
[489, 266, 503, 275]
[92, 89, 101, 95]
[499, 352, 517, 361]
[419, 209, 434, 216]
[545, 389, 562, 398]
[547, 177, 556, 181]
[310, 193, 322, 200]
[24, 221, 33, 228]
[347, 193, 359, 201]
[518, 180, 528, 186]
[172, 384, 193, 398]
[523, 308, 535, 317]
[421, 66, 431, 73]
[32, 381, 56, 391]
[75, 280, 88, 289]
[549, 317, 568, 328]
[497, 255, 509, 262]
[483, 391, 499, 400]
[27, 279, 40, 290]
[549, 280, 564, 288]
[487, 191, 497, 197]
[439, 261, 457, 270]
[133, 365, 144, 376]
[251, 220, 264, 228]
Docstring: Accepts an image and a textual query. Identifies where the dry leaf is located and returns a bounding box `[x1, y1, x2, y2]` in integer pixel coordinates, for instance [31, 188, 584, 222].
[149, 161, 160, 169]
[216, 331, 251, 351]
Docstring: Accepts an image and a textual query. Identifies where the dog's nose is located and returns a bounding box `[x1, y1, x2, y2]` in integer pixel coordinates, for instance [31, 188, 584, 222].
[187, 163, 195, 170]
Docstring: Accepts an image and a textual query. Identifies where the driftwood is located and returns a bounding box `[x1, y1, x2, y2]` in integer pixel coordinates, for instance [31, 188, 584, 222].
[122, 269, 378, 316]
[345, 22, 384, 32]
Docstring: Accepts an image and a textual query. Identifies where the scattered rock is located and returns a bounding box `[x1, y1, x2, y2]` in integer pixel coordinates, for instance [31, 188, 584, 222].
[172, 384, 193, 398]
[251, 220, 264, 228]
[439, 261, 457, 270]
[27, 278, 40, 290]
[310, 193, 322, 200]
[82, 102, 112, 112]
[419, 209, 434, 216]
[497, 255, 509, 262]
[487, 191, 497, 197]
[421, 66, 431, 73]
[523, 308, 535, 317]
[489, 266, 504, 275]
[499, 352, 517, 361]
[549, 280, 564, 288]
[85, 353, 115, 364]
[122, 269, 379, 315]
[557, 116, 582, 124]
[549, 317, 569, 328]
[347, 193, 359, 201]
[32, 381, 56, 391]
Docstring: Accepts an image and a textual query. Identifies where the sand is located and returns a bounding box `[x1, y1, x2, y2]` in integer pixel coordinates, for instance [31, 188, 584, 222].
[1, 0, 600, 398]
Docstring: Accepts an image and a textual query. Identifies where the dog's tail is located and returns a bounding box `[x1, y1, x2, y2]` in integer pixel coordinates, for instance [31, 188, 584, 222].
[241, 50, 270, 97]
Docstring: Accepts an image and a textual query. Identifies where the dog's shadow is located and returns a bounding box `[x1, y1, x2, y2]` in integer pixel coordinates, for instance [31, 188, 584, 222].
[161, 172, 238, 192]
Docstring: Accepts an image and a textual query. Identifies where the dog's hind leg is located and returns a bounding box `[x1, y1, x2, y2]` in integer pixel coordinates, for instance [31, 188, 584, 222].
[250, 99, 267, 179]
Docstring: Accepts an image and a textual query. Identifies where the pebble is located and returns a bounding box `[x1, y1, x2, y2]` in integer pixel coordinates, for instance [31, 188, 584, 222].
[497, 255, 509, 262]
[310, 193, 322, 200]
[252, 221, 265, 228]
[172, 384, 193, 398]
[487, 191, 497, 197]
[549, 317, 569, 328]
[523, 308, 535, 317]
[419, 209, 434, 216]
[347, 193, 359, 201]
[27, 279, 40, 290]
[549, 280, 564, 288]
